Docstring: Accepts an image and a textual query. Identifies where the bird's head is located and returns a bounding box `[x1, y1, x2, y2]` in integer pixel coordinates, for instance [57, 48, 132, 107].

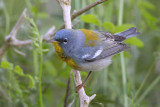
[48, 29, 81, 57]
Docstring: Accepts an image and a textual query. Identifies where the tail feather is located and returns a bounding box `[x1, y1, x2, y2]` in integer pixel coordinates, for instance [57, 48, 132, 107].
[114, 27, 141, 39]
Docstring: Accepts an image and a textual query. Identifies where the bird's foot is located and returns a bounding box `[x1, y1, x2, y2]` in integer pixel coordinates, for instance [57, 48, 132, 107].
[75, 71, 92, 92]
[76, 83, 85, 93]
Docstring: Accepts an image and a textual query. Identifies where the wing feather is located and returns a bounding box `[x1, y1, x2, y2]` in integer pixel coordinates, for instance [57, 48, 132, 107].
[78, 29, 130, 62]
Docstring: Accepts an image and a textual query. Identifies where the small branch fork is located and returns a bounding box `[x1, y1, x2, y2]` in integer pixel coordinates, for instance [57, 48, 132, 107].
[56, 0, 107, 32]
[0, 8, 28, 59]
[73, 70, 96, 107]
[0, 9, 55, 59]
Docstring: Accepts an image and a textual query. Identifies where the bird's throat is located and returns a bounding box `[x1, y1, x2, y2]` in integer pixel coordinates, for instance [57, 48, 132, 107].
[53, 42, 80, 70]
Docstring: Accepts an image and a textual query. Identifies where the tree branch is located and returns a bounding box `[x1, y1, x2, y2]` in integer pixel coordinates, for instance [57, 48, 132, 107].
[57, 0, 72, 29]
[72, 70, 96, 107]
[0, 8, 55, 59]
[56, 0, 107, 32]
[57, 0, 96, 107]
[43, 26, 55, 41]
[71, 0, 107, 20]
[0, 8, 27, 59]
[64, 71, 71, 107]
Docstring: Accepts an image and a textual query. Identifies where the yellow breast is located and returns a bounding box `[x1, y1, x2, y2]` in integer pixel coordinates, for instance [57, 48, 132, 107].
[53, 42, 80, 69]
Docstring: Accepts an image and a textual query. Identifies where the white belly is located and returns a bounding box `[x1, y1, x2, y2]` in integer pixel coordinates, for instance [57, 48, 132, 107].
[79, 57, 112, 71]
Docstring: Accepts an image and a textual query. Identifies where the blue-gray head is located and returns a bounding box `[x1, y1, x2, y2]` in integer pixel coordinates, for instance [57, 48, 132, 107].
[48, 29, 84, 57]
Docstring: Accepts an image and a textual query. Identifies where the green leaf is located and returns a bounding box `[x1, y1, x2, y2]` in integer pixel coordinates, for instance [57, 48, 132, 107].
[103, 22, 115, 33]
[26, 74, 35, 89]
[33, 41, 40, 48]
[32, 30, 39, 36]
[115, 24, 135, 33]
[14, 65, 24, 76]
[1, 61, 13, 70]
[123, 51, 131, 58]
[125, 37, 144, 48]
[1, 61, 10, 69]
[42, 49, 49, 53]
[139, 1, 155, 10]
[81, 14, 101, 26]
[31, 6, 38, 14]
[141, 9, 158, 23]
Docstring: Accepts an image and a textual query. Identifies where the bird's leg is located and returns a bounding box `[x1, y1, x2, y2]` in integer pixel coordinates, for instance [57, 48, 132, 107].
[76, 71, 92, 92]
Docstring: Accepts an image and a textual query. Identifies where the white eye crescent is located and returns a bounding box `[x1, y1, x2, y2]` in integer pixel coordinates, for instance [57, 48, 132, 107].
[63, 38, 68, 44]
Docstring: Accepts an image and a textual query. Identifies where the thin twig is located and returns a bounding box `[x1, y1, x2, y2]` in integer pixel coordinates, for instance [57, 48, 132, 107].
[0, 43, 10, 59]
[13, 48, 26, 56]
[72, 20, 81, 29]
[71, 0, 107, 20]
[0, 8, 55, 59]
[10, 39, 33, 46]
[55, 0, 107, 32]
[8, 8, 27, 39]
[0, 8, 27, 59]
[72, 70, 96, 107]
[43, 26, 55, 40]
[64, 71, 72, 107]
[68, 99, 75, 107]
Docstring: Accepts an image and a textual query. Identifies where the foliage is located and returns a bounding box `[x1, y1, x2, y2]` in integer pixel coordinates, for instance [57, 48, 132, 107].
[0, 61, 35, 107]
[0, 0, 160, 107]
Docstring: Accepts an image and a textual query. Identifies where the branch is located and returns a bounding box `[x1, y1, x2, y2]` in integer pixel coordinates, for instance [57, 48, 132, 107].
[57, 0, 72, 29]
[10, 39, 33, 46]
[71, 0, 107, 20]
[64, 71, 71, 107]
[57, 0, 96, 107]
[10, 25, 56, 46]
[0, 8, 27, 59]
[0, 8, 55, 59]
[68, 99, 75, 107]
[43, 26, 55, 41]
[8, 8, 27, 39]
[73, 70, 96, 107]
[56, 0, 107, 32]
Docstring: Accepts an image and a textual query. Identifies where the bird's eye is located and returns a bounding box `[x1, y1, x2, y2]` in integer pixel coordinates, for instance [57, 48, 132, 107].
[63, 38, 68, 44]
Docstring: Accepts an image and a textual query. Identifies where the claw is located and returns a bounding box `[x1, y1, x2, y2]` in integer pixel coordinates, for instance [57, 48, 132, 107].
[75, 71, 92, 93]
[76, 83, 85, 93]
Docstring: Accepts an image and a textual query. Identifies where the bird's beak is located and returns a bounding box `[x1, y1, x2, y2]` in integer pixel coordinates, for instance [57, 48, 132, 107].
[47, 38, 58, 43]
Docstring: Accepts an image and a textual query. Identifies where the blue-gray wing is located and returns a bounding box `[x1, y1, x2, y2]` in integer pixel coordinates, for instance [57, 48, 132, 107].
[83, 43, 129, 62]
[81, 31, 129, 62]
[80, 27, 139, 62]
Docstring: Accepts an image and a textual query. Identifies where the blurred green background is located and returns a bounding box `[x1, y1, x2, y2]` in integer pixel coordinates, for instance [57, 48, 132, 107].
[0, 0, 160, 107]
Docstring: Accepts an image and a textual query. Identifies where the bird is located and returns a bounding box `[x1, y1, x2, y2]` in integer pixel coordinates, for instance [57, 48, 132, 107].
[48, 27, 141, 91]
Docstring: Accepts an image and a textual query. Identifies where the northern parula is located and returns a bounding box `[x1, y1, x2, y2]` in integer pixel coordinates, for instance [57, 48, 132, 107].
[48, 27, 140, 72]
[48, 27, 140, 91]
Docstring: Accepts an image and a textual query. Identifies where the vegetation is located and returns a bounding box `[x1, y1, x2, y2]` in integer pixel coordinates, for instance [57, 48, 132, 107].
[0, 0, 160, 107]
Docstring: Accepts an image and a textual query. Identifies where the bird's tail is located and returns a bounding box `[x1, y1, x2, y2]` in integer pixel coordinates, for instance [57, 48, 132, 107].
[114, 27, 141, 39]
